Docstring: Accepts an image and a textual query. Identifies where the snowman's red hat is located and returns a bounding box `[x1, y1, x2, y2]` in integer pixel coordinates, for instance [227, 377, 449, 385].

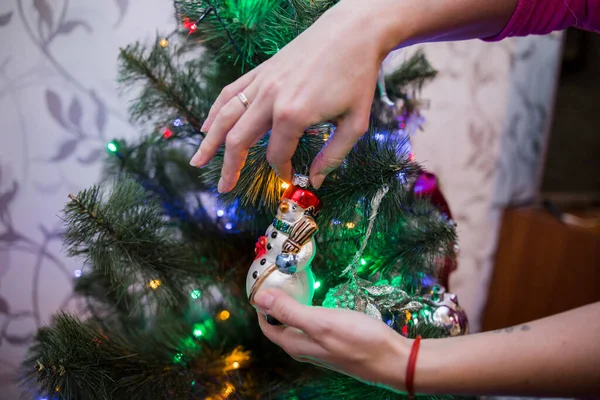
[282, 185, 322, 215]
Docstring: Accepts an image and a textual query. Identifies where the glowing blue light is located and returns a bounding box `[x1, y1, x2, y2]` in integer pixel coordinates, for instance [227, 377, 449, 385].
[225, 223, 233, 230]
[374, 133, 386, 141]
[331, 219, 342, 225]
[216, 209, 225, 217]
[74, 269, 82, 278]
[173, 118, 183, 127]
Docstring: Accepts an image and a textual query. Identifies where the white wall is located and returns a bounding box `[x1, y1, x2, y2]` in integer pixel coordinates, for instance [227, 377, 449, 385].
[0, 0, 562, 397]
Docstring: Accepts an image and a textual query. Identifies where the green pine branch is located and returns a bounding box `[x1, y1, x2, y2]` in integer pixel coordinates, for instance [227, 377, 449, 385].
[63, 179, 200, 309]
[386, 49, 438, 93]
[118, 38, 216, 132]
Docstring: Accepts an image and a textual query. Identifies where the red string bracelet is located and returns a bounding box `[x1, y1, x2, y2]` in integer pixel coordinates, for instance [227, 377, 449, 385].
[405, 335, 422, 399]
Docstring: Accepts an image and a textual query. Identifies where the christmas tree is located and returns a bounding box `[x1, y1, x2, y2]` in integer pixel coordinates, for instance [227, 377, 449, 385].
[21, 1, 468, 399]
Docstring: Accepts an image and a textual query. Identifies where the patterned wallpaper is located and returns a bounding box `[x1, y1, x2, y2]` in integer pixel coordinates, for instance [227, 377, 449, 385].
[0, 0, 561, 398]
[412, 34, 562, 332]
[0, 1, 173, 398]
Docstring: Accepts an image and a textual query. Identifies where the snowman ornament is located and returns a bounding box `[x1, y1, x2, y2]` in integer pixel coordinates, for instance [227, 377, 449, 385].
[246, 174, 322, 325]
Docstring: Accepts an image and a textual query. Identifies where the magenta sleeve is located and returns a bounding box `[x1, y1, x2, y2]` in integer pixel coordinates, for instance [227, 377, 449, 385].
[484, 0, 600, 42]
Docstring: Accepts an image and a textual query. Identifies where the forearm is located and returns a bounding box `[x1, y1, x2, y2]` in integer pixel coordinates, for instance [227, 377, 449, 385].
[345, 0, 518, 54]
[414, 302, 600, 396]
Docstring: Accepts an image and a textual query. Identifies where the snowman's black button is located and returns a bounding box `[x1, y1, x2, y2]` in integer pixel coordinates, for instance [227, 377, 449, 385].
[260, 258, 266, 265]
[267, 243, 272, 250]
[271, 231, 277, 239]
[252, 271, 258, 279]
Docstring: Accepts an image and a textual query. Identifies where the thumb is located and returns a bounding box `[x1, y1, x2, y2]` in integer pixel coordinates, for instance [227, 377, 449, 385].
[309, 115, 368, 189]
[254, 289, 317, 334]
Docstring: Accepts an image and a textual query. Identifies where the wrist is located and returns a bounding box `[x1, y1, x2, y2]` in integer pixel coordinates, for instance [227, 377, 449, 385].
[325, 0, 408, 60]
[380, 334, 412, 392]
[413, 337, 458, 395]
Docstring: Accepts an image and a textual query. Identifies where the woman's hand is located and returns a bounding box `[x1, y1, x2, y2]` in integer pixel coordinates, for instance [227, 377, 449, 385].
[253, 289, 410, 391]
[189, 0, 399, 192]
[189, 0, 518, 192]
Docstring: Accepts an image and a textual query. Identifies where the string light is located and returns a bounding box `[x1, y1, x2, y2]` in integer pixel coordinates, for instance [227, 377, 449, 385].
[218, 310, 230, 321]
[106, 141, 118, 153]
[159, 38, 168, 47]
[223, 347, 250, 372]
[173, 352, 183, 363]
[74, 269, 82, 278]
[216, 209, 225, 217]
[281, 182, 290, 189]
[221, 382, 235, 397]
[360, 258, 367, 266]
[345, 222, 356, 229]
[192, 322, 204, 338]
[190, 289, 202, 299]
[173, 118, 183, 127]
[163, 128, 173, 139]
[314, 281, 321, 289]
[149, 279, 162, 289]
[225, 223, 233, 230]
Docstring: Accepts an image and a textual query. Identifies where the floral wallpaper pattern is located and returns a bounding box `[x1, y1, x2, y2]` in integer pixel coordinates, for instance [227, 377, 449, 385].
[0, 0, 561, 397]
[413, 33, 562, 333]
[0, 1, 173, 398]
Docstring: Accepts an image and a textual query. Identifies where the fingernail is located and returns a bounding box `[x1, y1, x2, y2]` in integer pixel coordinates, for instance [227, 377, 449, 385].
[189, 150, 203, 167]
[200, 119, 209, 132]
[311, 173, 326, 189]
[217, 178, 226, 193]
[254, 291, 275, 311]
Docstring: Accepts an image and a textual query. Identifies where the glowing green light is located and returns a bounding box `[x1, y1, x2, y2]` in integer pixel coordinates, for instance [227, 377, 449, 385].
[360, 258, 367, 266]
[191, 380, 196, 387]
[314, 281, 321, 289]
[106, 142, 118, 153]
[192, 323, 204, 338]
[190, 289, 201, 299]
[173, 352, 183, 363]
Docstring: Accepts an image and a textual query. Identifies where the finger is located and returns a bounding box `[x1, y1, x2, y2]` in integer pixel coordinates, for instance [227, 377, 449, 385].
[258, 314, 329, 360]
[267, 106, 307, 182]
[201, 70, 257, 133]
[190, 84, 259, 167]
[218, 92, 273, 193]
[309, 114, 369, 189]
[253, 289, 325, 337]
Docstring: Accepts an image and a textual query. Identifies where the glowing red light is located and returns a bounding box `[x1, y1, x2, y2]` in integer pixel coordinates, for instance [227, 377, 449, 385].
[163, 128, 173, 139]
[182, 18, 193, 29]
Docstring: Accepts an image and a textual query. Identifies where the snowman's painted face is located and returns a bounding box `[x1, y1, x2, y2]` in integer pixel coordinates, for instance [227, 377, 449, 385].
[276, 199, 305, 224]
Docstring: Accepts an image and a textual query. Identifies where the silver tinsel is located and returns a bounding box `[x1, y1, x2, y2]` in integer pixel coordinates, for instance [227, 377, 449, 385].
[322, 278, 468, 337]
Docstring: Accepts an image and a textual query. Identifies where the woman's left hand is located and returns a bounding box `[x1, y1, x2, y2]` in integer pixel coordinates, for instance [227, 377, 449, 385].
[254, 289, 410, 391]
